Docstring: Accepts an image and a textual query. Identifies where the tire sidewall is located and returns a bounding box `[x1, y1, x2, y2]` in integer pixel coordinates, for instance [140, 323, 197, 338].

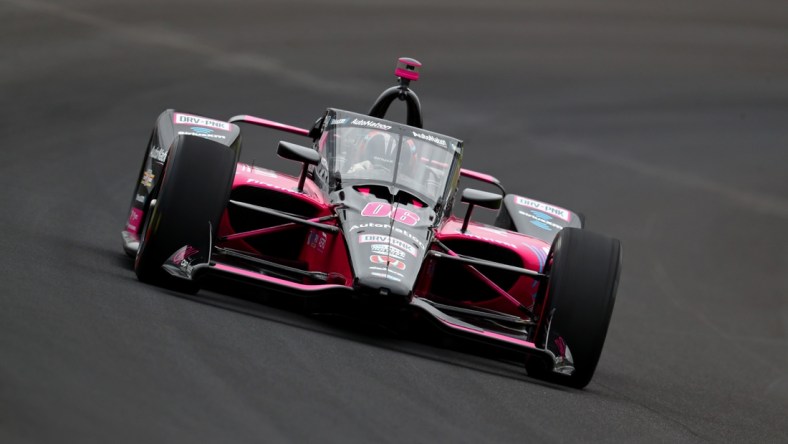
[134, 135, 236, 285]
[532, 227, 622, 388]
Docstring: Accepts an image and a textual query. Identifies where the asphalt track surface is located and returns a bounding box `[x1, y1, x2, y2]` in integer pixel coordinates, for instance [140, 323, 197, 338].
[2, 0, 788, 442]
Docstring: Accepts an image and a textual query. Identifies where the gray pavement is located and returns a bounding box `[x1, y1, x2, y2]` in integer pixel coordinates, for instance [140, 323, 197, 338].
[1, 0, 787, 442]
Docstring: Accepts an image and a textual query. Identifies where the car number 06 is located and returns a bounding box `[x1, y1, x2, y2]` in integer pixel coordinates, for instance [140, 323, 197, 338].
[361, 203, 420, 226]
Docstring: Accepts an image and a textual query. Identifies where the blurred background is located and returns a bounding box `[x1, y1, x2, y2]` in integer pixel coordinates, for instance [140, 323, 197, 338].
[1, 0, 787, 442]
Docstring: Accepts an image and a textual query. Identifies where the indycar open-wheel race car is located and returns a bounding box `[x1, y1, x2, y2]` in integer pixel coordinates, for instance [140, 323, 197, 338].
[122, 58, 622, 389]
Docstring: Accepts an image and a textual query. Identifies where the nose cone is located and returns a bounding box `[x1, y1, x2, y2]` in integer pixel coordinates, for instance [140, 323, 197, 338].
[354, 272, 413, 306]
[350, 226, 422, 307]
[339, 188, 434, 307]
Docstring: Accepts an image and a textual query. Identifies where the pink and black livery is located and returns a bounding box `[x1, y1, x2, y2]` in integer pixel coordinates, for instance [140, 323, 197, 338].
[122, 57, 621, 388]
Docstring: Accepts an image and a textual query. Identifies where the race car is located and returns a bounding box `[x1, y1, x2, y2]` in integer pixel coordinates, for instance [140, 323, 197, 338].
[122, 57, 622, 388]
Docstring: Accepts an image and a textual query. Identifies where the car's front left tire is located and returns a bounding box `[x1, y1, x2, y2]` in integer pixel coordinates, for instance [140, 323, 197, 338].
[134, 135, 236, 291]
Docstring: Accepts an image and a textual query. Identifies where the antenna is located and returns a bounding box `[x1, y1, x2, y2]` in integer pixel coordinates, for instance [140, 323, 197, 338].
[368, 57, 424, 128]
[395, 57, 421, 87]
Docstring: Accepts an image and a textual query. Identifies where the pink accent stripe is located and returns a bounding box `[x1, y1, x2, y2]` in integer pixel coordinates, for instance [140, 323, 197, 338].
[395, 68, 419, 80]
[460, 168, 500, 186]
[438, 317, 537, 348]
[233, 115, 309, 137]
[212, 263, 351, 291]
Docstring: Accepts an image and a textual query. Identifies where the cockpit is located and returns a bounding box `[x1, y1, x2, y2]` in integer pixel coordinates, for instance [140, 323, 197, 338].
[315, 110, 462, 206]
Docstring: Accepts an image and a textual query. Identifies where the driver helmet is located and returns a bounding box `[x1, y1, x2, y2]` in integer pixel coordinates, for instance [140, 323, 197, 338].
[363, 132, 395, 169]
[400, 138, 418, 171]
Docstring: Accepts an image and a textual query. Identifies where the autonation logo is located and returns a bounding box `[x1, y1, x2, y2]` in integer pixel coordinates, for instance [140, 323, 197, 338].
[351, 118, 392, 130]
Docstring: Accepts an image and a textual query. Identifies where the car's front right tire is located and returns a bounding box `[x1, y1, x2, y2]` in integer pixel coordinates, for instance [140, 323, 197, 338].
[527, 227, 622, 388]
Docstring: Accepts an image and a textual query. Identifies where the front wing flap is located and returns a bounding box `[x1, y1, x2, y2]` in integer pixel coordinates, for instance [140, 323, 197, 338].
[161, 244, 567, 375]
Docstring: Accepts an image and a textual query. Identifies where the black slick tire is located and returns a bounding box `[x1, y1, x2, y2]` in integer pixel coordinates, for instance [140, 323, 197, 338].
[528, 227, 622, 388]
[134, 135, 236, 291]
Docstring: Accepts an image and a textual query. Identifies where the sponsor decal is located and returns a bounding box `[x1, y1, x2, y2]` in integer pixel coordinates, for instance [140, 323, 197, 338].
[387, 269, 405, 278]
[369, 266, 405, 278]
[479, 226, 509, 237]
[462, 231, 518, 249]
[126, 208, 143, 234]
[370, 243, 406, 260]
[411, 131, 447, 147]
[149, 145, 167, 162]
[245, 178, 300, 195]
[525, 244, 549, 275]
[359, 234, 417, 257]
[329, 118, 348, 125]
[121, 230, 138, 246]
[237, 164, 278, 178]
[530, 220, 552, 231]
[173, 113, 231, 131]
[177, 131, 226, 140]
[370, 271, 401, 282]
[141, 169, 155, 188]
[349, 223, 425, 249]
[189, 126, 214, 134]
[361, 202, 420, 226]
[245, 178, 268, 185]
[518, 210, 563, 231]
[307, 230, 318, 249]
[307, 229, 327, 252]
[169, 245, 201, 274]
[351, 118, 391, 130]
[370, 255, 406, 270]
[514, 196, 571, 222]
[349, 223, 388, 231]
[532, 210, 553, 220]
[390, 226, 425, 249]
[135, 194, 145, 203]
[172, 245, 200, 265]
[252, 167, 278, 178]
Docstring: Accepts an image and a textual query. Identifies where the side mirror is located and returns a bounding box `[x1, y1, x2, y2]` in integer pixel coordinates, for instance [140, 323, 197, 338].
[460, 188, 502, 233]
[460, 168, 506, 194]
[278, 141, 320, 193]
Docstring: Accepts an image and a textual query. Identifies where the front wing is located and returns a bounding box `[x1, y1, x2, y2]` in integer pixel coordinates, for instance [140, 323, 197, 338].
[162, 248, 564, 375]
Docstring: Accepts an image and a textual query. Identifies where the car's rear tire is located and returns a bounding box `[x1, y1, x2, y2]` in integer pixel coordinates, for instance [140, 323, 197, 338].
[134, 135, 236, 291]
[527, 227, 622, 388]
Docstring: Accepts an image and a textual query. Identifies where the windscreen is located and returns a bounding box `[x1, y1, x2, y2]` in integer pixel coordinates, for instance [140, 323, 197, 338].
[320, 113, 457, 204]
